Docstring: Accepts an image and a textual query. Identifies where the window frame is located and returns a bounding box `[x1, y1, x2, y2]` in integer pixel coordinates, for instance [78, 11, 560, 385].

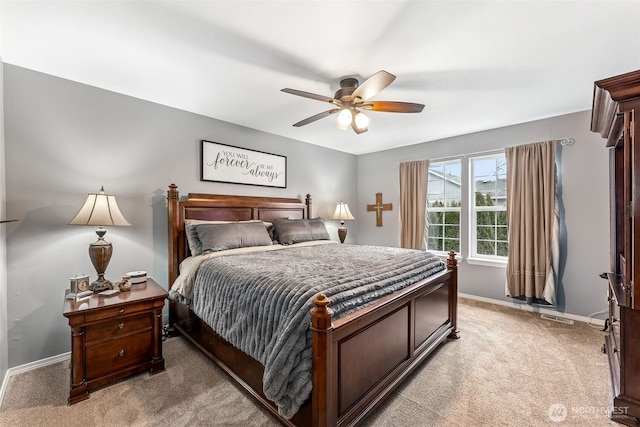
[426, 159, 462, 256]
[468, 154, 508, 264]
[424, 151, 508, 267]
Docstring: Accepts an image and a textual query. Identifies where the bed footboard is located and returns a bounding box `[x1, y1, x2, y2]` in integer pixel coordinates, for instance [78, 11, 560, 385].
[169, 254, 458, 427]
[311, 251, 458, 427]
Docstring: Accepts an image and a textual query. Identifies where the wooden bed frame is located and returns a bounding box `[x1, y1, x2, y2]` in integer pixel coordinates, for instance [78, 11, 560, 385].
[167, 184, 459, 427]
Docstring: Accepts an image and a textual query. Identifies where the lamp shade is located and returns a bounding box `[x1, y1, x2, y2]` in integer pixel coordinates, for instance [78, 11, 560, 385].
[331, 202, 355, 221]
[68, 187, 131, 227]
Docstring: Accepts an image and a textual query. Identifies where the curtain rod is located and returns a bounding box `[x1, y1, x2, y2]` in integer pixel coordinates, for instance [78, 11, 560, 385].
[396, 137, 575, 166]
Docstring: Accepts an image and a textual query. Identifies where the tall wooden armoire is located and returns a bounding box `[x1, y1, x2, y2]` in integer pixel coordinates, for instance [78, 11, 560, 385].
[591, 70, 640, 426]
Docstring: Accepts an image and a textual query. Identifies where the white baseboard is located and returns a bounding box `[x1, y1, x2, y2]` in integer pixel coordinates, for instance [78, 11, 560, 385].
[0, 370, 9, 409]
[459, 293, 607, 327]
[0, 351, 70, 406]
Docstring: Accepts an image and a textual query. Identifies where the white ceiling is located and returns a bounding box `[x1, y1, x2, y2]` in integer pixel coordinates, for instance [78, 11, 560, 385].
[1, 1, 639, 155]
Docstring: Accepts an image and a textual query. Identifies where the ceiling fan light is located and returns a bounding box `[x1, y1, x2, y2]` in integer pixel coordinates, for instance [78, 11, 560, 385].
[336, 108, 352, 130]
[354, 111, 370, 130]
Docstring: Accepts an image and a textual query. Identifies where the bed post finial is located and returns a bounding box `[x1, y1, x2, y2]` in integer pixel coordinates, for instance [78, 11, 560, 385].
[168, 183, 179, 201]
[311, 293, 332, 328]
[447, 250, 457, 269]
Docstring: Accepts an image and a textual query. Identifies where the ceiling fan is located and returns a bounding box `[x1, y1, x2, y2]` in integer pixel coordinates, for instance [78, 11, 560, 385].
[281, 70, 424, 134]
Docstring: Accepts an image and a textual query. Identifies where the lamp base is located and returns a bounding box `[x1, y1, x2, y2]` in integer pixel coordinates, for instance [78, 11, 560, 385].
[88, 230, 114, 293]
[90, 278, 113, 293]
[338, 226, 347, 244]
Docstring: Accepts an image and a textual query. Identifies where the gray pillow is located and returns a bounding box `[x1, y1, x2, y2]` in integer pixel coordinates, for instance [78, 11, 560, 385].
[185, 219, 262, 256]
[262, 222, 278, 243]
[195, 221, 273, 253]
[185, 219, 207, 256]
[272, 217, 330, 245]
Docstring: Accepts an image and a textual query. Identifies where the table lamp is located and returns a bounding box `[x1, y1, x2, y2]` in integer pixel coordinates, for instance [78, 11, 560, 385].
[68, 187, 131, 292]
[331, 201, 355, 243]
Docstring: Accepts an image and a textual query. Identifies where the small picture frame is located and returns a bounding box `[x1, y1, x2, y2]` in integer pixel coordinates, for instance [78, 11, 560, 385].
[70, 274, 90, 294]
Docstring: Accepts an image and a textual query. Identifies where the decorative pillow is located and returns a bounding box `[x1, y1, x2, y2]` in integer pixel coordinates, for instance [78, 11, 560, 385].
[271, 217, 331, 245]
[262, 222, 278, 243]
[185, 219, 261, 256]
[185, 219, 209, 256]
[195, 221, 273, 253]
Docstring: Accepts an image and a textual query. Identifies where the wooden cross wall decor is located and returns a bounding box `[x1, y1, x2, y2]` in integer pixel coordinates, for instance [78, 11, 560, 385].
[367, 193, 392, 227]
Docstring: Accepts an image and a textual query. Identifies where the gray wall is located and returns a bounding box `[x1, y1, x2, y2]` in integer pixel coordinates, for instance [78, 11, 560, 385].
[356, 111, 610, 318]
[0, 57, 8, 382]
[2, 62, 613, 368]
[3, 64, 357, 367]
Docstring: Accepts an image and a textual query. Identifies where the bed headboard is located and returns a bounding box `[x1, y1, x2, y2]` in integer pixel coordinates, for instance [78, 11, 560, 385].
[167, 184, 312, 287]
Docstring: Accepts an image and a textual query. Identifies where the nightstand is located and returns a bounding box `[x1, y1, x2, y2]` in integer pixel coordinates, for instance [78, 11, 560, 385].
[62, 278, 168, 404]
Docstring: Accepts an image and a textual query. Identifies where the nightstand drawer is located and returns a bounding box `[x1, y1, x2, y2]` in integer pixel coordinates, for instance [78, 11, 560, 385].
[84, 301, 155, 323]
[86, 331, 152, 379]
[85, 313, 152, 343]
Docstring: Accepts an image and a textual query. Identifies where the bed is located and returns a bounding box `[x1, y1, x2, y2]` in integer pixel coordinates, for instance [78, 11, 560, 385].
[167, 184, 459, 427]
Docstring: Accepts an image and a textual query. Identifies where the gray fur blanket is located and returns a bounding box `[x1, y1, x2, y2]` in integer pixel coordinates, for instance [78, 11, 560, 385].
[191, 243, 445, 418]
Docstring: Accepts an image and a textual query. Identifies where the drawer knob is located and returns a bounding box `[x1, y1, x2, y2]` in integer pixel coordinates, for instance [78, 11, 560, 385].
[118, 323, 124, 329]
[119, 308, 125, 314]
[118, 349, 125, 357]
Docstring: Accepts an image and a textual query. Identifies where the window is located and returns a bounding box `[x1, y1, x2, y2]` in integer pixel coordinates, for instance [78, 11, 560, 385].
[471, 155, 508, 259]
[425, 152, 508, 264]
[426, 160, 461, 254]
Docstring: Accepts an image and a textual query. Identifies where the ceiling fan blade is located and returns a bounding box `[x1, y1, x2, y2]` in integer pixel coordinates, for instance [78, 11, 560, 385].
[351, 70, 396, 101]
[281, 88, 336, 103]
[361, 101, 425, 113]
[292, 109, 340, 127]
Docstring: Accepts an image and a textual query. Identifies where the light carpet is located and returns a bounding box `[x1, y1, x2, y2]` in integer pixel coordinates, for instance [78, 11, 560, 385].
[0, 298, 616, 426]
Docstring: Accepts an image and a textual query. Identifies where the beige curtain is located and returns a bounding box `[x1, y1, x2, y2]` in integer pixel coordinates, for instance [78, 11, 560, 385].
[399, 160, 429, 249]
[505, 140, 558, 305]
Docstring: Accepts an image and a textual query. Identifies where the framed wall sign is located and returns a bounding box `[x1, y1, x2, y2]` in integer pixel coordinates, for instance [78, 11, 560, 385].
[201, 140, 287, 188]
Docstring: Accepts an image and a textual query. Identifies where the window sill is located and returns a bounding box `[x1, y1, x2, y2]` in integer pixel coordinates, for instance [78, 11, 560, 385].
[466, 257, 507, 268]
